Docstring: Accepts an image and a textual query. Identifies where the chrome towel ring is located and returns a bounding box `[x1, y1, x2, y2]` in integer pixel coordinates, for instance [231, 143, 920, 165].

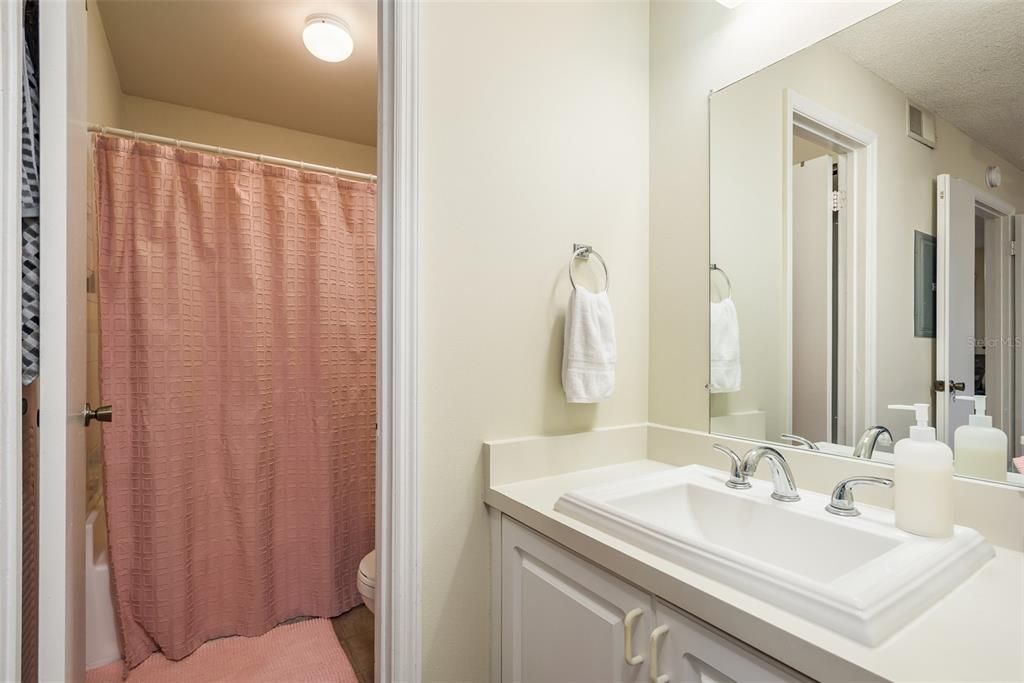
[710, 263, 732, 299]
[569, 244, 609, 293]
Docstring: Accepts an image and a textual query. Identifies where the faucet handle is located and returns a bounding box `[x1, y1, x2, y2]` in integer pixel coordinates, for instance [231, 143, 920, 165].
[826, 476, 894, 517]
[712, 444, 751, 490]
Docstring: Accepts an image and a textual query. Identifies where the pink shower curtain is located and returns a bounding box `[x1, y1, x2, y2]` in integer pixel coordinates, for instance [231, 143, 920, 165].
[94, 135, 376, 669]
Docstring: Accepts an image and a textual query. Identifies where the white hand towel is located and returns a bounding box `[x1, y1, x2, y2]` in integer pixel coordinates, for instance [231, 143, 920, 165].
[562, 288, 616, 403]
[710, 297, 741, 393]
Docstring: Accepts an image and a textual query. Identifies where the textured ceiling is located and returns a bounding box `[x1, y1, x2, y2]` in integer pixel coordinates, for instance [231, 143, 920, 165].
[97, 0, 377, 146]
[829, 0, 1024, 170]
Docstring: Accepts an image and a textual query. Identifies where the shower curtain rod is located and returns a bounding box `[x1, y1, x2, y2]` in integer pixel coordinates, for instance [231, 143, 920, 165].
[88, 125, 378, 183]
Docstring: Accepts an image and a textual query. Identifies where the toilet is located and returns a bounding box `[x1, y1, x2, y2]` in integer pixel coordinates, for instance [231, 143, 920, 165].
[357, 550, 376, 614]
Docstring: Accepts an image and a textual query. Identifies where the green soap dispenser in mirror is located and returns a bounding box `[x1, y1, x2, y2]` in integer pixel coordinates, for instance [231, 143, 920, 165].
[952, 395, 1008, 482]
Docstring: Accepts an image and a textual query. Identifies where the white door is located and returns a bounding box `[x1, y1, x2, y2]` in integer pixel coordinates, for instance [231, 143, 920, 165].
[38, 0, 88, 680]
[649, 600, 807, 683]
[791, 156, 833, 442]
[936, 174, 1016, 445]
[501, 518, 652, 683]
[1016, 215, 1024, 461]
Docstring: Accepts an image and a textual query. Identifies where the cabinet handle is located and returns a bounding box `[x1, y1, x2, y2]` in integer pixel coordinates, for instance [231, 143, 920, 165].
[649, 624, 670, 683]
[623, 608, 645, 665]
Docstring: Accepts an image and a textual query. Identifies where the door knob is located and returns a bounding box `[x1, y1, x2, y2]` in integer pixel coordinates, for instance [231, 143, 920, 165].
[933, 380, 966, 393]
[84, 403, 112, 426]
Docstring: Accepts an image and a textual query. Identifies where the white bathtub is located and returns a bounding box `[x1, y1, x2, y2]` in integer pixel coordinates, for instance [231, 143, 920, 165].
[85, 509, 121, 669]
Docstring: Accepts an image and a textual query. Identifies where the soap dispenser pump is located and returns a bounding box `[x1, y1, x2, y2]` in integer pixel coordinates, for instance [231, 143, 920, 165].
[888, 403, 953, 538]
[953, 395, 1007, 481]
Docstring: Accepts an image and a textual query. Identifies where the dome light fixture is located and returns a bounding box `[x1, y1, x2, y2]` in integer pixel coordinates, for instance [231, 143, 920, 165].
[303, 14, 354, 63]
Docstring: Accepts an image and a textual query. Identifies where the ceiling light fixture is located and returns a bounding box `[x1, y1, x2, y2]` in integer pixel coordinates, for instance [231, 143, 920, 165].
[986, 166, 1002, 189]
[303, 14, 354, 63]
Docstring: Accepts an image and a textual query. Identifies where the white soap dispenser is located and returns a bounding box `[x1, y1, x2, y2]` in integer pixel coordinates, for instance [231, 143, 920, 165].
[888, 403, 953, 538]
[953, 395, 1008, 481]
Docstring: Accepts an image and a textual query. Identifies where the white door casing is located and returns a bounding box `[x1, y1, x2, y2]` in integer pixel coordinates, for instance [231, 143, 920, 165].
[1016, 215, 1024, 460]
[376, 0, 421, 681]
[784, 90, 878, 443]
[834, 153, 851, 445]
[980, 213, 1014, 453]
[38, 0, 89, 680]
[1015, 214, 1024, 458]
[0, 2, 24, 680]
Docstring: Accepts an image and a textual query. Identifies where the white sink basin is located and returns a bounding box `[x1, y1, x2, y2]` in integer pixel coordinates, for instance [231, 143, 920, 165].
[554, 464, 994, 645]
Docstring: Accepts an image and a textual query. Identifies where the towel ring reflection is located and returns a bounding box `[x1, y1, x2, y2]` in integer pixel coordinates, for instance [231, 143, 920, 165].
[710, 263, 732, 299]
[569, 244, 609, 293]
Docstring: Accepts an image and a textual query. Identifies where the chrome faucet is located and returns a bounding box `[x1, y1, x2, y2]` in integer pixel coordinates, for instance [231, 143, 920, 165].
[780, 433, 820, 450]
[741, 446, 800, 502]
[825, 475, 894, 516]
[712, 444, 800, 502]
[852, 426, 894, 460]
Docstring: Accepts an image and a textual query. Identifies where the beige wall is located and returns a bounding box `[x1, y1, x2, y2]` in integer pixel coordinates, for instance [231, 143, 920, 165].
[649, 1, 898, 430]
[87, 2, 122, 129]
[708, 41, 1024, 444]
[419, 1, 650, 680]
[117, 96, 377, 174]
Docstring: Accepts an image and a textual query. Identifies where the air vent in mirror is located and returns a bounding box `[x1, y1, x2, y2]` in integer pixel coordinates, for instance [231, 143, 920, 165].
[906, 99, 936, 148]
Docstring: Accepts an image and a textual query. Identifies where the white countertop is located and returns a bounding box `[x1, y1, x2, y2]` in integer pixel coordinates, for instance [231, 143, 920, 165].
[485, 459, 1024, 683]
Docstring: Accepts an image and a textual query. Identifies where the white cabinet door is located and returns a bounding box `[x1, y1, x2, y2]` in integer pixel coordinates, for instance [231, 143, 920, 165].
[502, 519, 653, 683]
[650, 600, 807, 683]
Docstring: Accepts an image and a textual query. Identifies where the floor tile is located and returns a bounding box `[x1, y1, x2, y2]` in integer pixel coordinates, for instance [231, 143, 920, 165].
[332, 606, 374, 683]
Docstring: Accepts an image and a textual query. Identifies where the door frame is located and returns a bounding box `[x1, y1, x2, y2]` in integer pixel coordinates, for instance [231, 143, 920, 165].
[0, 0, 424, 680]
[934, 174, 1016, 446]
[784, 89, 878, 441]
[1016, 215, 1024, 461]
[38, 0, 90, 678]
[377, 1, 422, 681]
[0, 1, 24, 680]
[980, 211, 1015, 456]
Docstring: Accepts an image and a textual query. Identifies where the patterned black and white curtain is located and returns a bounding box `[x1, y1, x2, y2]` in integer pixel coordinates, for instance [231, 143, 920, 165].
[21, 3, 40, 385]
[21, 7, 41, 682]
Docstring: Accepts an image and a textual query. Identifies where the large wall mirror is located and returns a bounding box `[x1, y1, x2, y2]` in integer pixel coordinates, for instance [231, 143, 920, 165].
[708, 0, 1023, 486]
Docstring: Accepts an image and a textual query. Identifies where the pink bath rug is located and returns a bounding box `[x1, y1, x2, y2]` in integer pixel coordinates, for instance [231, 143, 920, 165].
[85, 619, 358, 683]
